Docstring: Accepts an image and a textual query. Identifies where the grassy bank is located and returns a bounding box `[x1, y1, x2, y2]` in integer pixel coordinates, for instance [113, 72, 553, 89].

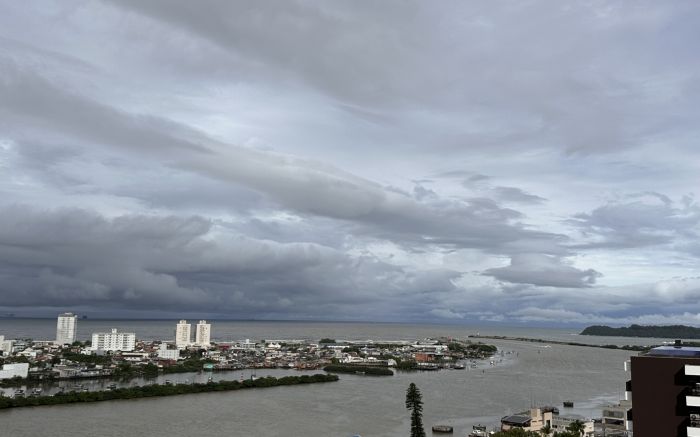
[0, 374, 339, 410]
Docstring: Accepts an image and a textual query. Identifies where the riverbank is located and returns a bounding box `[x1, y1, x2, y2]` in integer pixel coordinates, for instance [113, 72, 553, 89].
[469, 334, 651, 351]
[0, 374, 339, 410]
[323, 365, 393, 375]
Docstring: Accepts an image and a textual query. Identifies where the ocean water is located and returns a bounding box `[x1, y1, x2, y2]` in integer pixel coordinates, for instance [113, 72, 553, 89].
[0, 320, 644, 436]
[0, 318, 670, 346]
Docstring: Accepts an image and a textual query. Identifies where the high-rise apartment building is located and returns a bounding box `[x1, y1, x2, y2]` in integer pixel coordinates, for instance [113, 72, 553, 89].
[175, 320, 191, 349]
[195, 320, 211, 347]
[56, 312, 78, 345]
[629, 342, 700, 436]
[91, 328, 136, 352]
[0, 335, 13, 356]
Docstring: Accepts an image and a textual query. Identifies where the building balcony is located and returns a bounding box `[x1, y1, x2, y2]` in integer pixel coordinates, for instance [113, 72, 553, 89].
[687, 395, 700, 407]
[686, 365, 700, 376]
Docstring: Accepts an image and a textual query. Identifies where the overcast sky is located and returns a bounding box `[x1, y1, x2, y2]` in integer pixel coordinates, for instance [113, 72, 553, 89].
[1, 1, 699, 325]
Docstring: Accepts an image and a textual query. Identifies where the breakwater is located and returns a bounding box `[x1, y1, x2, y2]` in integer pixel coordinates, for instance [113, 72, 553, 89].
[468, 335, 650, 351]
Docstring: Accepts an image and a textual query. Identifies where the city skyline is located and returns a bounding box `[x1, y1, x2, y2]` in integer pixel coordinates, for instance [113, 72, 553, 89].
[0, 2, 699, 325]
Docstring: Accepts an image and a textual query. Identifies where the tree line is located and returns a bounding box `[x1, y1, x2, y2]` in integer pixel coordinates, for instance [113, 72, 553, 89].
[0, 374, 339, 410]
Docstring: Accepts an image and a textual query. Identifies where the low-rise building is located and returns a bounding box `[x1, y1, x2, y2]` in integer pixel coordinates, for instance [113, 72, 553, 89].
[0, 362, 29, 379]
[500, 408, 556, 433]
[552, 414, 594, 436]
[602, 400, 632, 435]
[157, 343, 180, 360]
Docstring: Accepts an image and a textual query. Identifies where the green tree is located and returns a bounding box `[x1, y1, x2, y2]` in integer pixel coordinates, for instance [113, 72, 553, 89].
[142, 363, 159, 377]
[405, 383, 426, 437]
[540, 424, 552, 436]
[566, 420, 585, 436]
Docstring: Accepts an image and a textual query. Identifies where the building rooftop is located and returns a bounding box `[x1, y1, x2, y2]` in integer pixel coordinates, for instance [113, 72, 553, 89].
[501, 414, 531, 425]
[646, 346, 700, 358]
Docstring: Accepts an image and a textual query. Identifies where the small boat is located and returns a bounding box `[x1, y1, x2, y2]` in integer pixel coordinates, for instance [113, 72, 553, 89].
[468, 424, 488, 437]
[13, 389, 25, 398]
[454, 363, 465, 370]
[432, 424, 453, 433]
[164, 379, 172, 385]
[30, 388, 42, 396]
[108, 383, 117, 390]
[563, 400, 574, 408]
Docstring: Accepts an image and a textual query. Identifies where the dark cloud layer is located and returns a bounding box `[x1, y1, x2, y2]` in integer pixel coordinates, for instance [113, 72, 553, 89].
[0, 1, 699, 324]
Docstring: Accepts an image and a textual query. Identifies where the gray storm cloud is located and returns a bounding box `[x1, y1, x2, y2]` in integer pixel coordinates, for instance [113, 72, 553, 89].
[0, 1, 699, 323]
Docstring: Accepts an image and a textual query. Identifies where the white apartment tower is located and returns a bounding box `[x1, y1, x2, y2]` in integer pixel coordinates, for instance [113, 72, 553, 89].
[91, 328, 135, 352]
[195, 320, 211, 347]
[175, 320, 191, 349]
[56, 312, 78, 345]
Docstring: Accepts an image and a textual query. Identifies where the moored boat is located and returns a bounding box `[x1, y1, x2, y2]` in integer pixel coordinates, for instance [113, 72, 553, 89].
[563, 400, 574, 408]
[468, 424, 488, 437]
[432, 424, 453, 433]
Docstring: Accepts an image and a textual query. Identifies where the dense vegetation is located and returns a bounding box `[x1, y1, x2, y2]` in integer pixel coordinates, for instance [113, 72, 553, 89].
[61, 352, 113, 366]
[393, 358, 418, 370]
[323, 365, 393, 376]
[581, 324, 700, 339]
[448, 341, 497, 357]
[0, 374, 339, 410]
[162, 358, 215, 374]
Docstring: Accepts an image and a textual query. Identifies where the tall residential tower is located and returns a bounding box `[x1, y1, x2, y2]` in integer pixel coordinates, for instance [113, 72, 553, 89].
[195, 320, 211, 347]
[56, 312, 77, 345]
[175, 320, 191, 349]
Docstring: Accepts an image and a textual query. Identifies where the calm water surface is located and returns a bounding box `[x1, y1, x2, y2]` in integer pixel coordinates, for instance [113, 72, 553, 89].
[0, 318, 672, 346]
[0, 320, 640, 436]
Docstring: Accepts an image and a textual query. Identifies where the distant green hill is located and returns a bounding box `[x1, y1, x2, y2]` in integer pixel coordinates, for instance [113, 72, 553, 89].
[581, 324, 700, 339]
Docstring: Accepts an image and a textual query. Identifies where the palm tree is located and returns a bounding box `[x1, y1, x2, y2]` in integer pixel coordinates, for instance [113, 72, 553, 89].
[566, 419, 586, 436]
[540, 423, 552, 436]
[405, 383, 426, 437]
